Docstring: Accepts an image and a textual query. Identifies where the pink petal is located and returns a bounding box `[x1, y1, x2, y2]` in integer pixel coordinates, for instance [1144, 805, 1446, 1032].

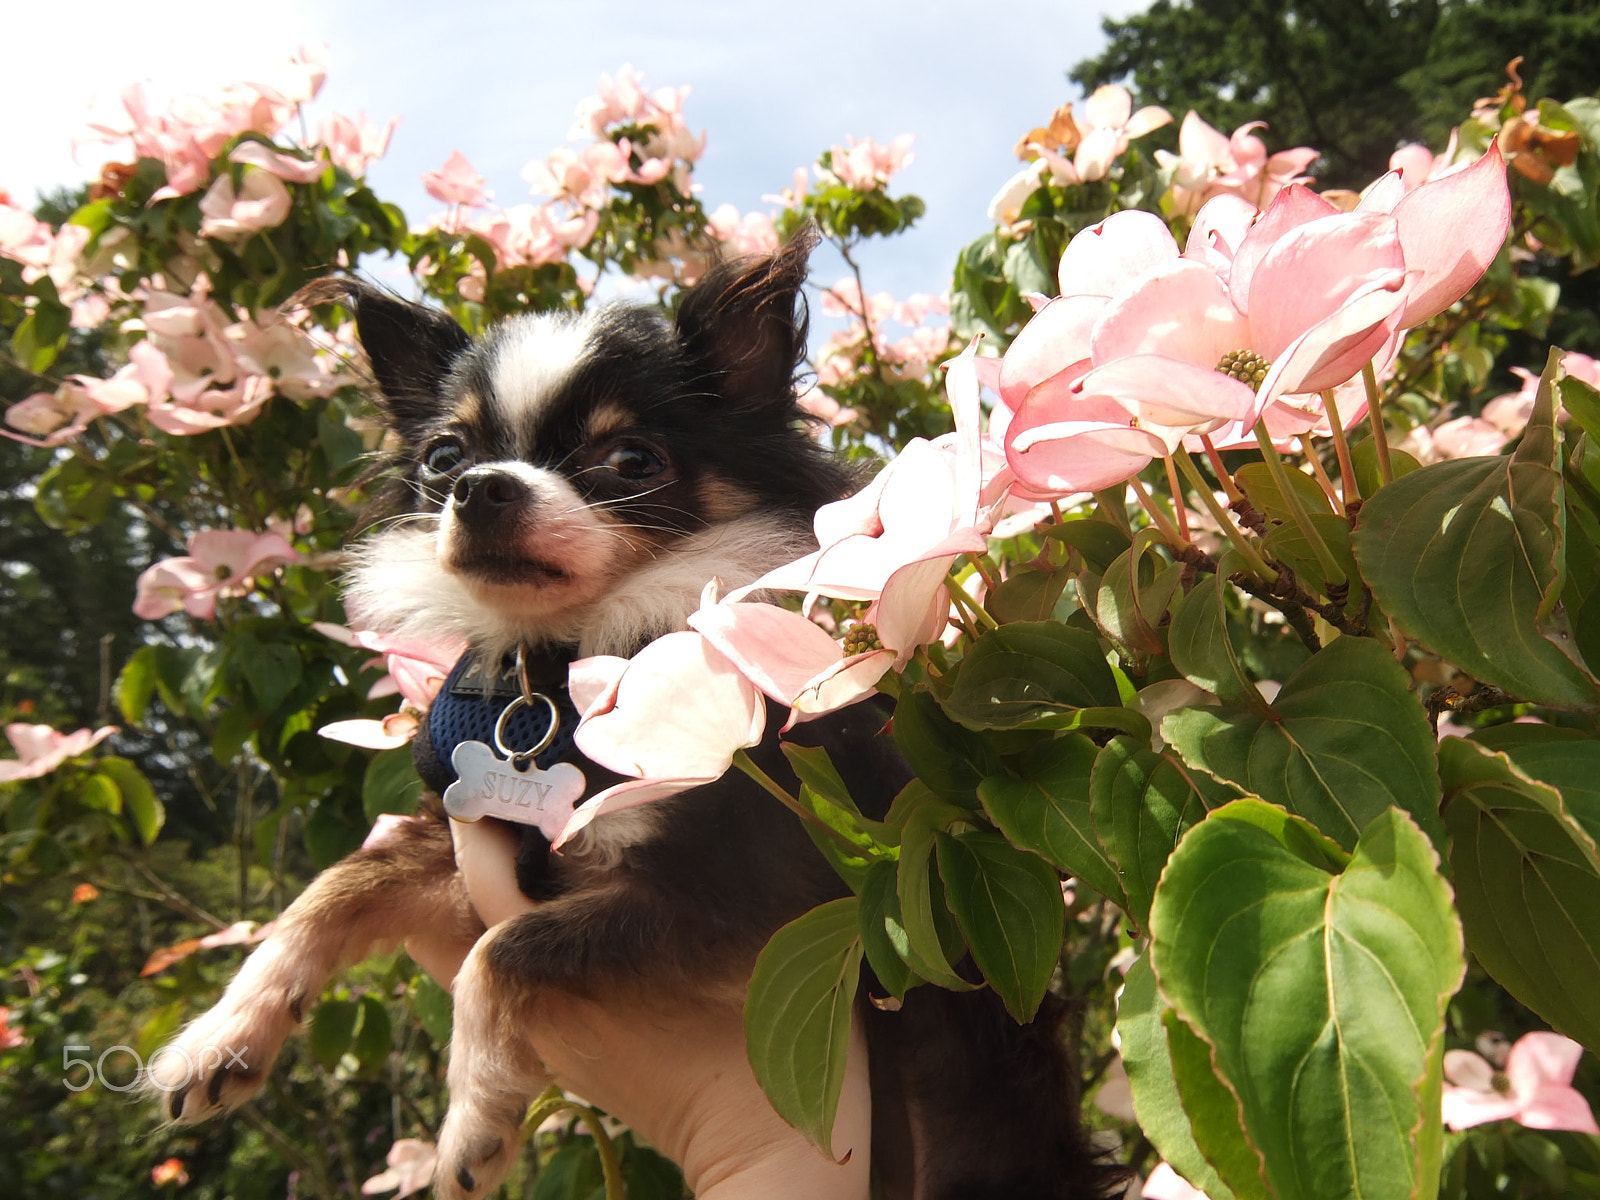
[567, 655, 631, 717]
[1245, 212, 1405, 363]
[790, 649, 896, 720]
[1184, 194, 1258, 274]
[572, 631, 763, 780]
[1518, 1084, 1600, 1135]
[317, 718, 415, 750]
[1004, 377, 1170, 494]
[1255, 272, 1406, 402]
[553, 776, 712, 848]
[875, 554, 961, 653]
[1141, 1162, 1210, 1200]
[1057, 210, 1178, 300]
[1391, 145, 1512, 325]
[229, 141, 327, 184]
[688, 601, 843, 706]
[1506, 1031, 1586, 1093]
[1357, 170, 1407, 215]
[1444, 1048, 1497, 1090]
[1441, 1084, 1521, 1131]
[1090, 260, 1250, 375]
[1083, 85, 1133, 131]
[1228, 184, 1339, 316]
[1081, 354, 1258, 430]
[997, 295, 1104, 410]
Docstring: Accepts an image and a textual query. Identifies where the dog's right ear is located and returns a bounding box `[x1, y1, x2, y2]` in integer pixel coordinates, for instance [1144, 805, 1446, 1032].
[292, 279, 471, 434]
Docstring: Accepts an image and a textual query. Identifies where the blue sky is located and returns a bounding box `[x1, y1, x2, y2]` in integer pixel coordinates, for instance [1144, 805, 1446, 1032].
[10, 0, 1147, 305]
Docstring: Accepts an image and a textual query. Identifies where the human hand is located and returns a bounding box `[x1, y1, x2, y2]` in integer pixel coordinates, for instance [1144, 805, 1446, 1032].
[404, 816, 872, 1200]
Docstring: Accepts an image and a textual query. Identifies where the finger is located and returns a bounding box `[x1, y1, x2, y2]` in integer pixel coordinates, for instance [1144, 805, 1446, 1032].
[449, 817, 536, 927]
[526, 994, 871, 1200]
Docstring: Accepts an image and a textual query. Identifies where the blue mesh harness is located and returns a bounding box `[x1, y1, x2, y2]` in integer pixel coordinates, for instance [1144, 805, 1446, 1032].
[412, 645, 583, 797]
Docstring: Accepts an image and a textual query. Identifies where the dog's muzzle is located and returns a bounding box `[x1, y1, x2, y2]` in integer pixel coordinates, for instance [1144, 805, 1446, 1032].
[452, 467, 529, 529]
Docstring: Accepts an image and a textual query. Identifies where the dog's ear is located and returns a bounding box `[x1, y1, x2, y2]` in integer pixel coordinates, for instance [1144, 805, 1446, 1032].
[291, 278, 471, 433]
[675, 226, 817, 408]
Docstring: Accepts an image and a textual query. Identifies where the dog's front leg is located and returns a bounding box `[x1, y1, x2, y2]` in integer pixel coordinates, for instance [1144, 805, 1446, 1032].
[149, 812, 477, 1121]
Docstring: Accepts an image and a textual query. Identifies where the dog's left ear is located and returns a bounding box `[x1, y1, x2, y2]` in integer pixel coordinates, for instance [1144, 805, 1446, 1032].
[675, 227, 817, 407]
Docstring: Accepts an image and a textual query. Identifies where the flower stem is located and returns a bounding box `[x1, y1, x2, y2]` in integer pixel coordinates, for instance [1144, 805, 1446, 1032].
[1128, 474, 1186, 548]
[1173, 448, 1278, 582]
[1254, 422, 1345, 587]
[733, 748, 858, 850]
[1319, 389, 1360, 503]
[1298, 435, 1343, 511]
[946, 575, 998, 631]
[1362, 361, 1394, 487]
[1199, 434, 1244, 503]
[1163, 455, 1191, 542]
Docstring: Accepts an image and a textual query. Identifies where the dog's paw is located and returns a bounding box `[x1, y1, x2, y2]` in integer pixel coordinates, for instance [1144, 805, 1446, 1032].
[145, 947, 312, 1122]
[433, 1099, 524, 1200]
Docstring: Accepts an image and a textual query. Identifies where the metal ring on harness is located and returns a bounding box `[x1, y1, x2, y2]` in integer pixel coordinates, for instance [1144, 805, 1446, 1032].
[493, 692, 560, 769]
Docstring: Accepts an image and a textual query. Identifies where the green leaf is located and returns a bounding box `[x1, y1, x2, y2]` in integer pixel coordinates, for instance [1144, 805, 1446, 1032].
[1167, 558, 1276, 717]
[1044, 518, 1132, 572]
[115, 646, 160, 727]
[744, 897, 863, 1156]
[1351, 435, 1421, 498]
[1438, 736, 1600, 1055]
[212, 703, 254, 765]
[1089, 737, 1225, 930]
[309, 997, 359, 1070]
[1261, 514, 1360, 596]
[893, 785, 974, 990]
[1164, 1011, 1271, 1200]
[1115, 954, 1241, 1200]
[1236, 461, 1336, 519]
[986, 567, 1071, 625]
[940, 621, 1121, 730]
[977, 733, 1127, 907]
[781, 743, 899, 891]
[1094, 529, 1181, 658]
[409, 973, 453, 1045]
[936, 829, 1063, 1022]
[1150, 803, 1463, 1200]
[1163, 635, 1445, 853]
[1354, 349, 1600, 710]
[362, 746, 424, 823]
[352, 994, 392, 1073]
[857, 859, 920, 1001]
[96, 757, 162, 844]
[239, 640, 303, 712]
[1560, 374, 1600, 441]
[532, 1141, 604, 1200]
[893, 688, 995, 802]
[80, 773, 121, 814]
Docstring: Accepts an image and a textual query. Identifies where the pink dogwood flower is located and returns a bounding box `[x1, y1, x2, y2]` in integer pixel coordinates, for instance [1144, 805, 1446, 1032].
[133, 529, 300, 621]
[554, 627, 766, 846]
[228, 140, 328, 185]
[361, 1139, 437, 1199]
[1141, 1163, 1211, 1200]
[1442, 1031, 1598, 1134]
[316, 112, 399, 177]
[828, 135, 915, 191]
[0, 723, 117, 784]
[198, 169, 292, 242]
[752, 338, 989, 601]
[314, 624, 464, 750]
[422, 151, 489, 207]
[1158, 111, 1319, 216]
[1030, 86, 1171, 187]
[706, 204, 781, 257]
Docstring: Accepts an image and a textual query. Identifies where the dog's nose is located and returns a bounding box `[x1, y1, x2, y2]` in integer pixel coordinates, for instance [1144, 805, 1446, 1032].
[452, 468, 529, 521]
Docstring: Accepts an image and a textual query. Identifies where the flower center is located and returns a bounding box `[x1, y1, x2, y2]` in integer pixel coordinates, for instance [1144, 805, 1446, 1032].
[213, 564, 234, 581]
[1216, 348, 1271, 391]
[1490, 1071, 1513, 1096]
[842, 623, 884, 657]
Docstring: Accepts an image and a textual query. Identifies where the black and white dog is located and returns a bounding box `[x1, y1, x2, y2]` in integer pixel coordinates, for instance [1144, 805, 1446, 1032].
[150, 232, 1123, 1200]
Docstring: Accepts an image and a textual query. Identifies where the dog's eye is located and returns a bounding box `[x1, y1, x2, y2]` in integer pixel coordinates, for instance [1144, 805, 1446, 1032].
[602, 444, 666, 481]
[422, 441, 465, 476]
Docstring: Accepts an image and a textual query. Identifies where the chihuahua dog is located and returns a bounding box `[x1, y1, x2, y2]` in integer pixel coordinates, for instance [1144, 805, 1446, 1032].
[149, 232, 1123, 1200]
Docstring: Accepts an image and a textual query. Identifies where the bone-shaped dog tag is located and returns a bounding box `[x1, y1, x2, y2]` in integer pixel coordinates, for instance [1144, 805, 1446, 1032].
[443, 740, 585, 842]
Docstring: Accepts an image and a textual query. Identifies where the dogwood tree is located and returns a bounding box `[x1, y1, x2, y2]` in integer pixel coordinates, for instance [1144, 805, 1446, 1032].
[2, 41, 1599, 1200]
